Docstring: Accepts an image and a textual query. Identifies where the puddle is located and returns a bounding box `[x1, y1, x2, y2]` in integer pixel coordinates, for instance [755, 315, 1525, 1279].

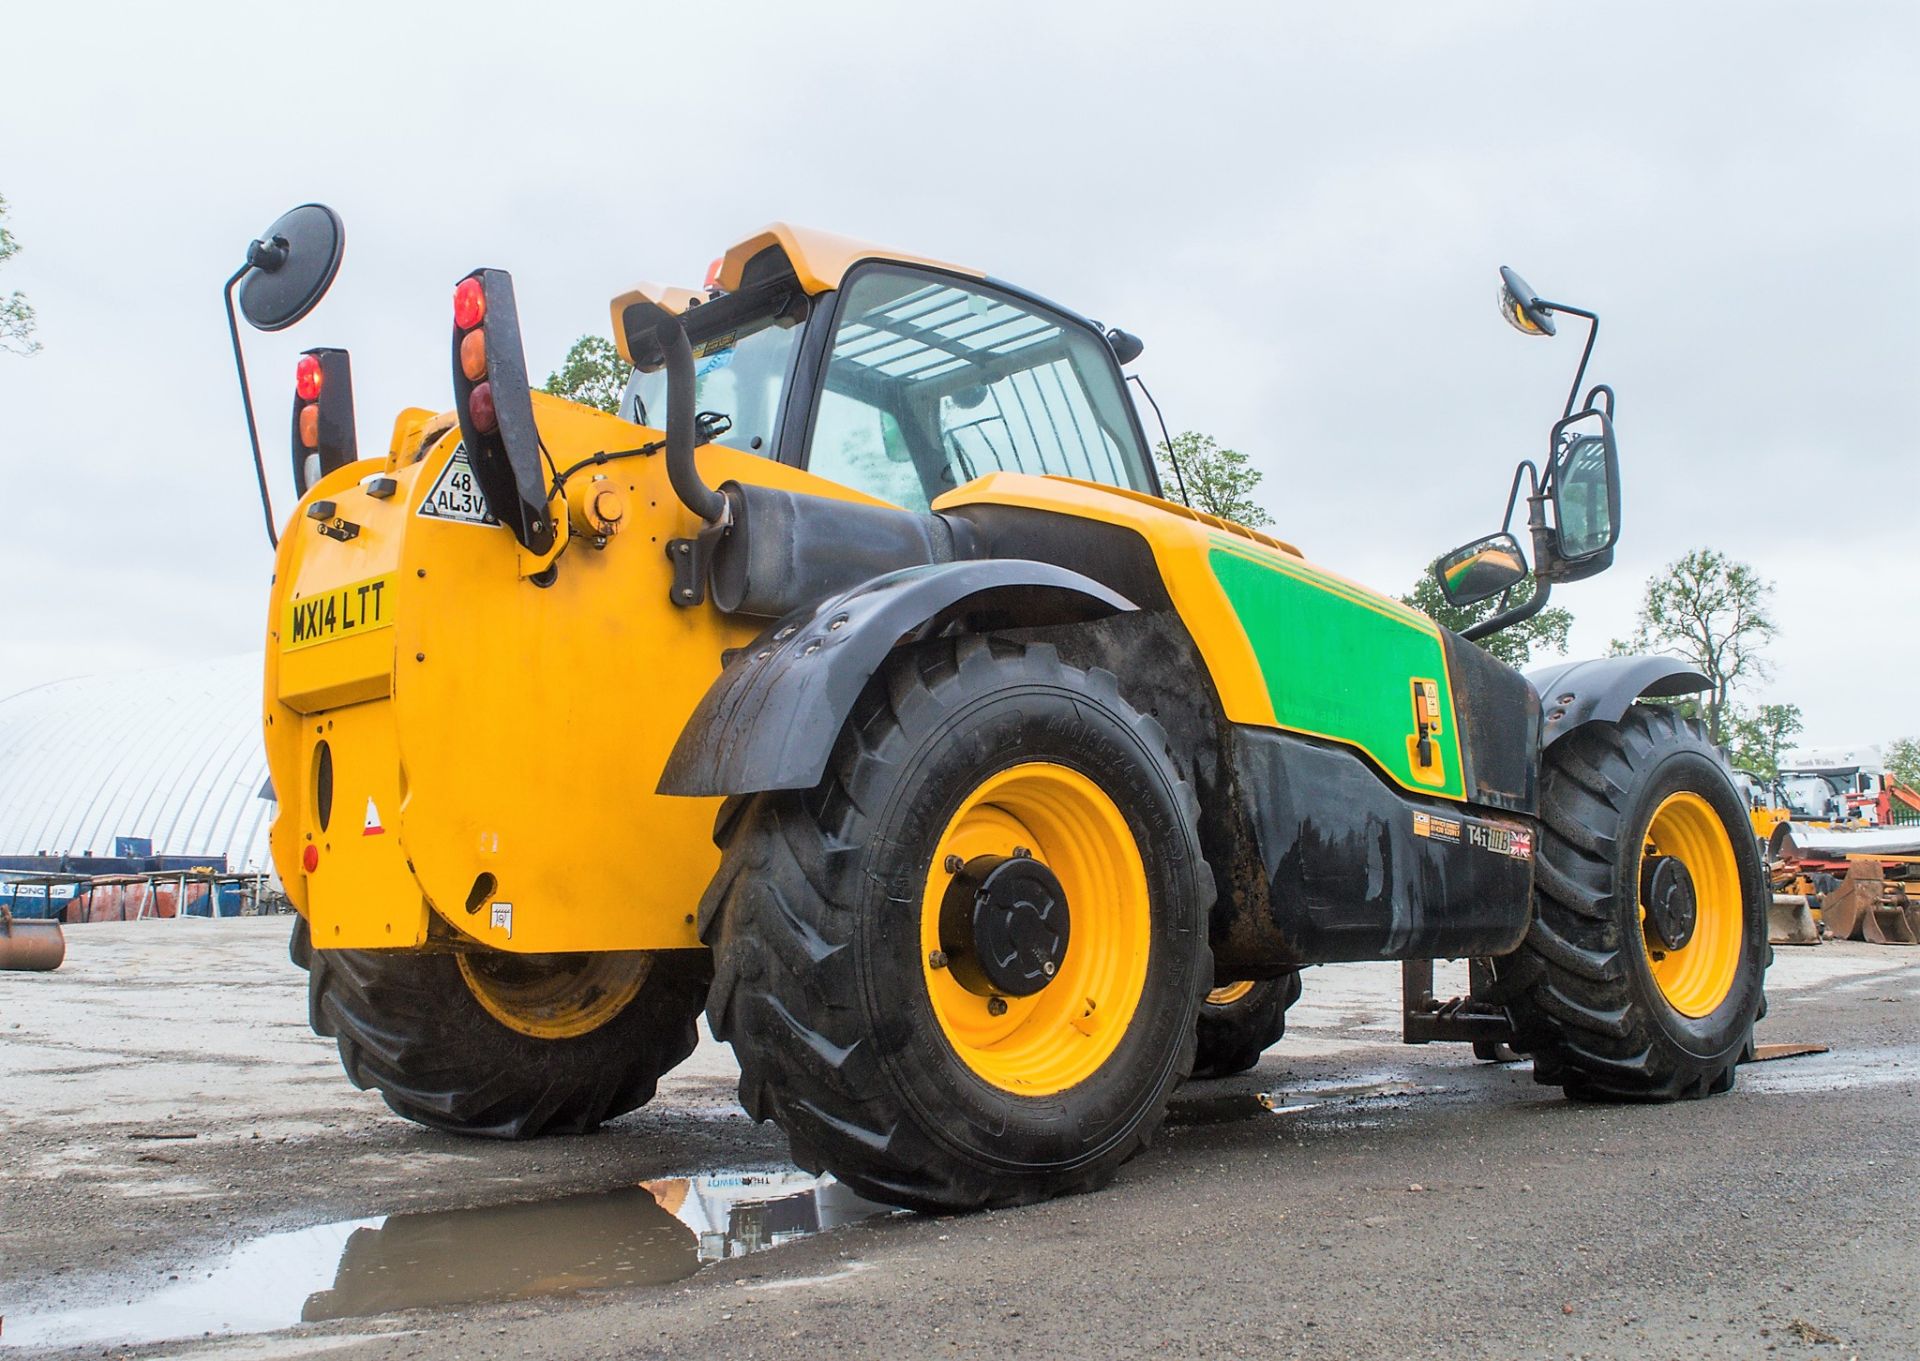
[2, 1170, 890, 1350]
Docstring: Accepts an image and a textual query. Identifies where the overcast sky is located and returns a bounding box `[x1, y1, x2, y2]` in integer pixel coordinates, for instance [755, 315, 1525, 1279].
[1, 2, 1914, 747]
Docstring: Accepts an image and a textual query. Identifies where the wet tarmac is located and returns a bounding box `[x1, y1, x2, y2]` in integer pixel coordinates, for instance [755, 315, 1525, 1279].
[3, 1171, 890, 1350]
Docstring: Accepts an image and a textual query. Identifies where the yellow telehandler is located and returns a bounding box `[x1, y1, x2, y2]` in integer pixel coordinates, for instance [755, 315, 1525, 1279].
[224, 208, 1769, 1210]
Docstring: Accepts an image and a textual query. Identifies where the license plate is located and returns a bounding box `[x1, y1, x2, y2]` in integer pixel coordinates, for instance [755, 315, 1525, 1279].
[283, 573, 395, 652]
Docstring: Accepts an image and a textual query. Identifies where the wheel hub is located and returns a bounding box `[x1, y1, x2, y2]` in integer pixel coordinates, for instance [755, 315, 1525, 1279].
[939, 852, 1071, 998]
[1641, 854, 1698, 951]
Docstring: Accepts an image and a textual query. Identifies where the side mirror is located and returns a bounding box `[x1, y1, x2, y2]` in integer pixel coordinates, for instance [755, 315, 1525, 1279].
[238, 204, 346, 332]
[1497, 266, 1556, 338]
[1433, 531, 1530, 607]
[1547, 409, 1620, 565]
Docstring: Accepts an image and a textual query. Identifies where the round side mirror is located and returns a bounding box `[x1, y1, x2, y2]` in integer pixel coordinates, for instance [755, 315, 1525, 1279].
[1497, 265, 1556, 338]
[238, 204, 345, 332]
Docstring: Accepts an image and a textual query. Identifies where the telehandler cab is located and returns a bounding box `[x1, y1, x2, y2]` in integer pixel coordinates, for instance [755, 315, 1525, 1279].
[228, 209, 1768, 1211]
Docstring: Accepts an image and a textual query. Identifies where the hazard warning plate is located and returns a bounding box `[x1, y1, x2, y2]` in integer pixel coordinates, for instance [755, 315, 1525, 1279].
[416, 444, 500, 526]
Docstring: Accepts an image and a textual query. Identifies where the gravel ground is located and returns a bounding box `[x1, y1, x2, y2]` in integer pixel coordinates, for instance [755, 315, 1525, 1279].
[2, 917, 1915, 1359]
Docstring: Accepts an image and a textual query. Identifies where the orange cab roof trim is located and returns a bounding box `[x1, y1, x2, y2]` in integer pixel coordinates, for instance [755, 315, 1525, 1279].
[717, 222, 982, 295]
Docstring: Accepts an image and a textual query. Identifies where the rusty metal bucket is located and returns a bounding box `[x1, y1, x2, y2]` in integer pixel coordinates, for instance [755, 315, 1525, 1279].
[1768, 894, 1820, 945]
[1819, 859, 1920, 945]
[0, 906, 66, 971]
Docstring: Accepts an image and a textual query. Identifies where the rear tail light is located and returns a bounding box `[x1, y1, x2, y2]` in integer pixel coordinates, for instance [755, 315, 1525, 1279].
[295, 354, 324, 401]
[290, 348, 358, 495]
[450, 268, 552, 553]
[453, 276, 487, 330]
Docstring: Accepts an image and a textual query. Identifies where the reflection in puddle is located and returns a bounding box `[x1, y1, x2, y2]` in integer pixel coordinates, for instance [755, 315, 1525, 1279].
[4, 1171, 888, 1350]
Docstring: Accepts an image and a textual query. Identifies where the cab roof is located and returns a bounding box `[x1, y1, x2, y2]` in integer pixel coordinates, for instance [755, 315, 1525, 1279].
[610, 223, 980, 367]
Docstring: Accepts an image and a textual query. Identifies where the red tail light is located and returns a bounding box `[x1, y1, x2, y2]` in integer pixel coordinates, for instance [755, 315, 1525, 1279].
[468, 381, 498, 434]
[454, 276, 486, 330]
[295, 354, 324, 401]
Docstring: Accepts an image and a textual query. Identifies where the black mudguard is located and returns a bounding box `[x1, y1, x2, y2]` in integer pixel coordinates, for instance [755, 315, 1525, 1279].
[658, 560, 1133, 798]
[1527, 655, 1711, 749]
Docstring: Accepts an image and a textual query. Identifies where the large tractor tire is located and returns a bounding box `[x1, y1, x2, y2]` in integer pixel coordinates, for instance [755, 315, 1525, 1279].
[1191, 972, 1301, 1079]
[703, 637, 1214, 1212]
[1493, 704, 1768, 1101]
[291, 917, 709, 1138]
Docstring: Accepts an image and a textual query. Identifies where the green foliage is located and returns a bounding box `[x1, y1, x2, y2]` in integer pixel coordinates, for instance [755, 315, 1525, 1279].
[1399, 573, 1572, 668]
[0, 193, 40, 356]
[1886, 736, 1920, 789]
[1618, 547, 1776, 745]
[542, 334, 629, 415]
[1155, 431, 1273, 528]
[1725, 702, 1804, 779]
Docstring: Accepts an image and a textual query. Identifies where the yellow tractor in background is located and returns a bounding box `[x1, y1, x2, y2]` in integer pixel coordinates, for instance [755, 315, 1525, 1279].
[223, 207, 1770, 1211]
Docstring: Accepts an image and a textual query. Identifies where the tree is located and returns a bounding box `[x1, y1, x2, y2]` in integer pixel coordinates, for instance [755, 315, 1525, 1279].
[1155, 432, 1273, 528]
[0, 193, 39, 356]
[542, 334, 628, 414]
[1617, 548, 1776, 746]
[1399, 573, 1572, 669]
[1725, 702, 1803, 778]
[1886, 737, 1920, 789]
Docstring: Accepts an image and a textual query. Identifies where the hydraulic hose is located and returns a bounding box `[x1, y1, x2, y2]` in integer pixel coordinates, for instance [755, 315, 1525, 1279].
[659, 318, 728, 525]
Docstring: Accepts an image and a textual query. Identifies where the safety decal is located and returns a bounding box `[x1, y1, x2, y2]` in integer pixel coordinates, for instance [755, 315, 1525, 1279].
[416, 444, 500, 526]
[1413, 810, 1462, 844]
[1469, 821, 1534, 861]
[362, 797, 385, 836]
[490, 901, 514, 939]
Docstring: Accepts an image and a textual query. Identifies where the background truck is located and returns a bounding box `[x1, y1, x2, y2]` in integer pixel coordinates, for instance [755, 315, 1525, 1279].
[226, 209, 1770, 1211]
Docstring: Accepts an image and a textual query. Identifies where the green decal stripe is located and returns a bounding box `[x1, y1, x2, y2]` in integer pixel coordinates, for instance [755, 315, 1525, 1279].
[1208, 546, 1466, 800]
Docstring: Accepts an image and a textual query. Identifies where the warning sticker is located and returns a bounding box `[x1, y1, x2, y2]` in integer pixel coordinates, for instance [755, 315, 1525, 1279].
[1469, 821, 1534, 861]
[490, 901, 514, 939]
[362, 797, 385, 837]
[1412, 810, 1462, 844]
[416, 444, 499, 526]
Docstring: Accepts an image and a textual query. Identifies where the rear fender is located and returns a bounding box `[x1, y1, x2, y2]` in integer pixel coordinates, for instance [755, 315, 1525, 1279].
[658, 560, 1133, 797]
[1527, 655, 1710, 749]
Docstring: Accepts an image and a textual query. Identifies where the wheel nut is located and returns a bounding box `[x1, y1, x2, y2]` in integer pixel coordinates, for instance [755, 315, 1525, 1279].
[987, 996, 1009, 1016]
[928, 950, 949, 970]
[1042, 961, 1055, 977]
[944, 854, 964, 874]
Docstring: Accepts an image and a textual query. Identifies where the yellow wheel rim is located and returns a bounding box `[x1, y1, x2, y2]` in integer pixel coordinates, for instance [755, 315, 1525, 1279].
[1640, 792, 1742, 1018]
[1206, 980, 1256, 1007]
[920, 762, 1151, 1097]
[458, 950, 652, 1040]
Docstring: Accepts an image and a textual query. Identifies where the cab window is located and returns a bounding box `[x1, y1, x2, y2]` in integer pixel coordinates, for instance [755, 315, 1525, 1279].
[804, 266, 1154, 511]
[621, 301, 806, 457]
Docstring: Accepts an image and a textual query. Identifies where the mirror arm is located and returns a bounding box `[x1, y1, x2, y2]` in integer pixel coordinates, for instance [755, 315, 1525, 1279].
[1498, 459, 1538, 533]
[1460, 575, 1550, 642]
[1533, 299, 1598, 421]
[223, 264, 279, 550]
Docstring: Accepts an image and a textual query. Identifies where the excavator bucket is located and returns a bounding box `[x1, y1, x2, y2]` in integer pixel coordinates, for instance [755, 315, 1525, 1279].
[1767, 894, 1820, 945]
[1818, 858, 1919, 945]
[0, 907, 66, 972]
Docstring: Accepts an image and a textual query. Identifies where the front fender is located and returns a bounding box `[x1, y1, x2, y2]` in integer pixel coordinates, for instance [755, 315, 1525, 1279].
[658, 560, 1134, 797]
[1526, 655, 1710, 749]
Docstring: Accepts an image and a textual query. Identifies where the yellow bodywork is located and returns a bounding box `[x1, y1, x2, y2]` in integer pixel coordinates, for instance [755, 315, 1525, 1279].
[267, 219, 1441, 957]
[265, 395, 895, 954]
